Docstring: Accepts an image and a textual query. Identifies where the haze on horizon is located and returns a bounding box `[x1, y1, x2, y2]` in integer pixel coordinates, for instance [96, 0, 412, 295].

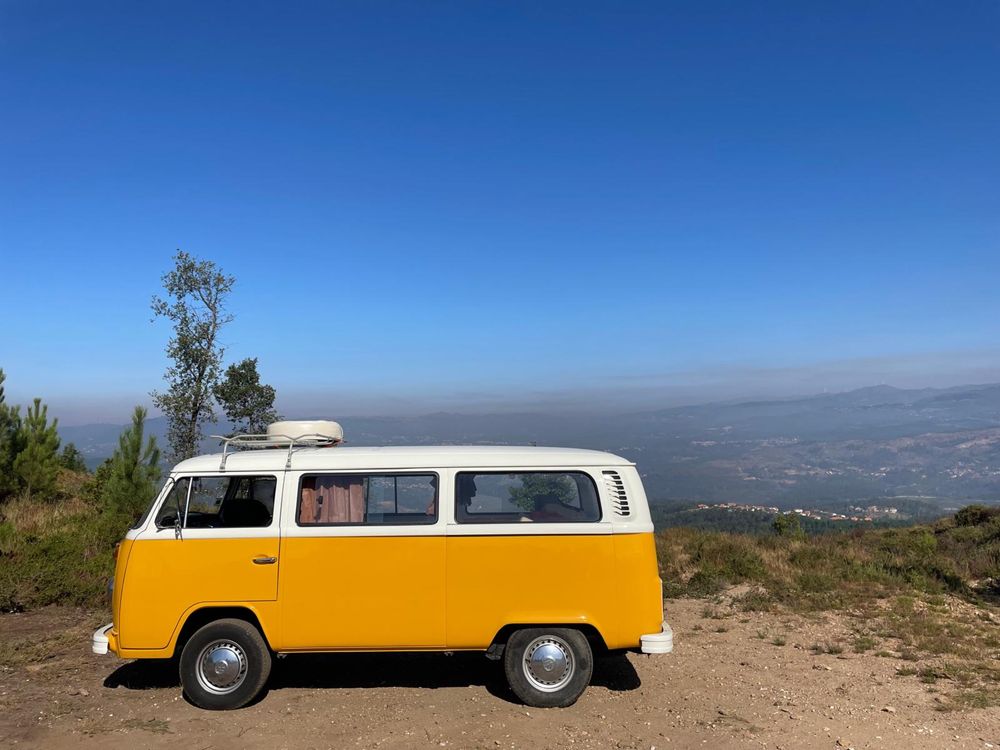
[8, 353, 1000, 427]
[1, 3, 998, 426]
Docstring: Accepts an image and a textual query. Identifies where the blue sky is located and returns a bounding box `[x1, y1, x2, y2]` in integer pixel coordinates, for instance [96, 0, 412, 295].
[1, 1, 998, 423]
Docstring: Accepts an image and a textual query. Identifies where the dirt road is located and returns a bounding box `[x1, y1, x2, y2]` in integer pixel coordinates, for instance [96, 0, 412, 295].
[1, 600, 998, 749]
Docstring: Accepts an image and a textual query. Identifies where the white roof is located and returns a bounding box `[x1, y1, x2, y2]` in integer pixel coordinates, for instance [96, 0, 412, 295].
[172, 445, 633, 474]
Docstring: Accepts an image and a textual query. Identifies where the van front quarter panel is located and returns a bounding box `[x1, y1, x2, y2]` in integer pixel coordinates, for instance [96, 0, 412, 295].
[116, 472, 284, 655]
[118, 537, 282, 652]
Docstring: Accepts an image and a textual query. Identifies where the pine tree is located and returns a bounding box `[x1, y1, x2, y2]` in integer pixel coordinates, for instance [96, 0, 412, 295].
[58, 443, 89, 473]
[0, 369, 23, 499]
[103, 406, 162, 520]
[13, 398, 60, 501]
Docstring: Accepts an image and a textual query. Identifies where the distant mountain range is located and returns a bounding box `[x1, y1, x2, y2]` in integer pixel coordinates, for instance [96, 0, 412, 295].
[62, 383, 1000, 510]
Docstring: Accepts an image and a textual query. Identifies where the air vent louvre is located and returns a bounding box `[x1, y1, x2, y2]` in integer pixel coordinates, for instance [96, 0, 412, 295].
[602, 470, 631, 517]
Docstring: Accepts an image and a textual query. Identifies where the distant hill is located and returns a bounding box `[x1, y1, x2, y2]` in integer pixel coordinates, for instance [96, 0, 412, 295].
[61, 383, 1000, 510]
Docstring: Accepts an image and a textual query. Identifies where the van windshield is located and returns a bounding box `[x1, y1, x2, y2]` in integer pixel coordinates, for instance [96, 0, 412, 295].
[132, 478, 173, 530]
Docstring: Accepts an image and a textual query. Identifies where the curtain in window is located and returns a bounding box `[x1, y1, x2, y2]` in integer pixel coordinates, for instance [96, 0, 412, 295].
[299, 476, 365, 524]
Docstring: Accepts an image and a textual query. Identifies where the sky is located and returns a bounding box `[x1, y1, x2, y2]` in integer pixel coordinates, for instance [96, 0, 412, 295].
[1, 1, 998, 424]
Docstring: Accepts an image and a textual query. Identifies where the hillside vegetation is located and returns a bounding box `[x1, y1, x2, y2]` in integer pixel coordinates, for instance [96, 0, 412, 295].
[657, 505, 1000, 710]
[657, 504, 1000, 607]
[0, 468, 132, 611]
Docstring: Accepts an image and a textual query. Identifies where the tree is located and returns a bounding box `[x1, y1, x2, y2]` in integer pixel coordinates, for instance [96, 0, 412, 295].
[214, 358, 280, 434]
[0, 369, 23, 499]
[103, 406, 161, 520]
[151, 251, 235, 461]
[81, 458, 113, 506]
[771, 512, 804, 539]
[58, 443, 88, 473]
[954, 504, 1000, 527]
[13, 398, 60, 500]
[508, 474, 576, 511]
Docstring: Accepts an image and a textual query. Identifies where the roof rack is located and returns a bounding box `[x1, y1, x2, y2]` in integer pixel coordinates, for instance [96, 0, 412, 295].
[211, 432, 343, 471]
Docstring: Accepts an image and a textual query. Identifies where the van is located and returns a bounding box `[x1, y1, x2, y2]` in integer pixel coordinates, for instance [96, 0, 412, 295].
[92, 421, 673, 710]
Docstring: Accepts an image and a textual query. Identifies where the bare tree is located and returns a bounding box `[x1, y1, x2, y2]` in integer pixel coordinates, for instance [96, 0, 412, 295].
[151, 251, 235, 461]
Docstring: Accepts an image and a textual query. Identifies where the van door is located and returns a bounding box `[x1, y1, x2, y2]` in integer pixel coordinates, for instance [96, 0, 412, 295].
[119, 473, 283, 650]
[278, 471, 446, 650]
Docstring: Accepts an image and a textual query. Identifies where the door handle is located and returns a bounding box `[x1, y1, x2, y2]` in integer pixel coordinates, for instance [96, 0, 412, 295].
[252, 556, 277, 565]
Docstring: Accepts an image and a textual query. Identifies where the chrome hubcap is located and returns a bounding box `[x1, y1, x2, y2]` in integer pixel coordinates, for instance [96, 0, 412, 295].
[196, 640, 248, 695]
[523, 635, 574, 692]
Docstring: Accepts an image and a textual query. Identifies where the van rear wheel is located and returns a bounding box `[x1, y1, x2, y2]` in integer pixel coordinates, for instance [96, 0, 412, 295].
[179, 618, 272, 710]
[503, 627, 593, 708]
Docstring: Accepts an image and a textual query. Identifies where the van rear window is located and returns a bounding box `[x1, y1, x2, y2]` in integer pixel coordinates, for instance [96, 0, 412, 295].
[298, 473, 438, 526]
[455, 472, 601, 524]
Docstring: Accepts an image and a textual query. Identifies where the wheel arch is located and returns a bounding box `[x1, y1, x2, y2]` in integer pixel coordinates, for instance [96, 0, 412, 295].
[486, 622, 608, 660]
[171, 605, 273, 658]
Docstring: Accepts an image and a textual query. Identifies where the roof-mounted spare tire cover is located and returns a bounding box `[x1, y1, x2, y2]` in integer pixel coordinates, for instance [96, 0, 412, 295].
[266, 420, 344, 444]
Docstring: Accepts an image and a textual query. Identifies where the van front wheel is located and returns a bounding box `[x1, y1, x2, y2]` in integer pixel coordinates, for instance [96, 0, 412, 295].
[179, 618, 272, 710]
[503, 628, 593, 708]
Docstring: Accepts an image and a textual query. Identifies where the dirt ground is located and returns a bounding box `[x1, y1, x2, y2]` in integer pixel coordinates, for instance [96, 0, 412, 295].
[1, 600, 998, 750]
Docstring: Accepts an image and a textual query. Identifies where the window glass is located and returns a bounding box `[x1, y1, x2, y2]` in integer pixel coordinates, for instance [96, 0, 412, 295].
[298, 474, 437, 526]
[185, 476, 229, 526]
[155, 475, 275, 529]
[155, 477, 190, 528]
[455, 472, 601, 524]
[134, 478, 172, 529]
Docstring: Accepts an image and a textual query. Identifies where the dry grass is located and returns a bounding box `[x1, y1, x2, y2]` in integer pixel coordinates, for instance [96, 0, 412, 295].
[0, 493, 92, 536]
[0, 614, 101, 668]
[121, 718, 173, 734]
[852, 635, 877, 653]
[857, 598, 1000, 705]
[809, 642, 844, 655]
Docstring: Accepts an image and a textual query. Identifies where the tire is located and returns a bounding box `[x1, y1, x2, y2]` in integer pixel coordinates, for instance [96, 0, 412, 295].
[179, 618, 272, 710]
[503, 627, 593, 708]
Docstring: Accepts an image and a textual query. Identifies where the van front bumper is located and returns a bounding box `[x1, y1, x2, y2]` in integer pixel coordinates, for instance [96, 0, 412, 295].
[92, 623, 115, 655]
[640, 621, 674, 654]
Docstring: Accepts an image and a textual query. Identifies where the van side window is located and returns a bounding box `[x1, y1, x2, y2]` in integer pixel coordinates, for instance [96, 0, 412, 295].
[298, 474, 438, 526]
[155, 475, 276, 529]
[455, 472, 601, 524]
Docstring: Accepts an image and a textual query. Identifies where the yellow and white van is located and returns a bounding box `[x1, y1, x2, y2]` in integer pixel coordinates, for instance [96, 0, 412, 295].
[92, 421, 673, 710]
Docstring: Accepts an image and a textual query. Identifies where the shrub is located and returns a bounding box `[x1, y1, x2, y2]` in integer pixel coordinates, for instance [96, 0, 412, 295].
[0, 465, 138, 611]
[955, 505, 1000, 528]
[853, 635, 877, 653]
[691, 535, 769, 582]
[658, 507, 1000, 617]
